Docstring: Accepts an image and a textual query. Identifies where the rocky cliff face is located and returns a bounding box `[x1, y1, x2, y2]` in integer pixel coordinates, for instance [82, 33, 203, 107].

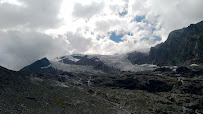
[128, 21, 203, 66]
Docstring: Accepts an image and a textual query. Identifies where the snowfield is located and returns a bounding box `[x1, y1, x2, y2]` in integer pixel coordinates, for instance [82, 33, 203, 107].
[50, 60, 104, 74]
[51, 53, 159, 73]
[88, 54, 159, 72]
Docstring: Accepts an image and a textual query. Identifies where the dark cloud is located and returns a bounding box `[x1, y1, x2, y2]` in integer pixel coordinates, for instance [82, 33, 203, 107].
[0, 0, 63, 29]
[0, 0, 66, 70]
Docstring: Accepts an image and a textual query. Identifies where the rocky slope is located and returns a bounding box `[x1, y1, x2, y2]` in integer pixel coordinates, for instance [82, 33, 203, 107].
[1, 64, 203, 113]
[128, 21, 203, 66]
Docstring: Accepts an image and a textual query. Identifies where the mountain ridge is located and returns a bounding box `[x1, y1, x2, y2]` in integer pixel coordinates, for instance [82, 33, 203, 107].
[20, 54, 159, 74]
[128, 21, 203, 66]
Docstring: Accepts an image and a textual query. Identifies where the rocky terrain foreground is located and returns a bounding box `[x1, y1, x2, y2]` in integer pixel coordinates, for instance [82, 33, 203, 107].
[1, 65, 203, 114]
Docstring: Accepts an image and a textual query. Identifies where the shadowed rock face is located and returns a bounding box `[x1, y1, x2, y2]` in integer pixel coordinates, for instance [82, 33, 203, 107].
[102, 76, 173, 92]
[128, 21, 203, 66]
[148, 21, 203, 66]
[21, 58, 52, 71]
[176, 67, 192, 73]
[154, 68, 172, 72]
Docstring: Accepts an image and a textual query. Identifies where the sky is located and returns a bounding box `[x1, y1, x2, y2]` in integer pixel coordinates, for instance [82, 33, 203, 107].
[0, 0, 203, 70]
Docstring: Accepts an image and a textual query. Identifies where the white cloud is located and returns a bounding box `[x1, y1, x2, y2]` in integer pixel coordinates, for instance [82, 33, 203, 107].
[65, 32, 94, 54]
[149, 0, 203, 40]
[72, 2, 104, 19]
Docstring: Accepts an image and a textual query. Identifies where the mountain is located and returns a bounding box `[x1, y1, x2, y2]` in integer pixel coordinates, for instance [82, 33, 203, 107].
[2, 21, 203, 113]
[21, 58, 54, 72]
[21, 54, 159, 74]
[148, 21, 203, 66]
[21, 57, 105, 74]
[57, 55, 117, 73]
[128, 21, 203, 66]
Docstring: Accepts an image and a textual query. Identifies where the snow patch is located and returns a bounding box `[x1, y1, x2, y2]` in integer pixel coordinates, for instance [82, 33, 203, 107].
[63, 55, 80, 62]
[88, 54, 158, 72]
[55, 81, 69, 88]
[54, 55, 80, 63]
[50, 61, 104, 74]
[52, 53, 159, 72]
[190, 64, 199, 67]
[41, 64, 51, 69]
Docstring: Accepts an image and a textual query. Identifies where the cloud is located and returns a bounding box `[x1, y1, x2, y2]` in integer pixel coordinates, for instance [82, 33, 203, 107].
[148, 0, 203, 39]
[47, 0, 203, 55]
[0, 0, 203, 70]
[72, 2, 104, 19]
[0, 30, 68, 70]
[0, 0, 63, 29]
[65, 32, 94, 53]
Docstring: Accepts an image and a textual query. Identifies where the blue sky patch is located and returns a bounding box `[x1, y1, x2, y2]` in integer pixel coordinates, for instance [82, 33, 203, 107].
[128, 32, 133, 36]
[152, 28, 156, 32]
[119, 11, 127, 16]
[140, 37, 149, 41]
[154, 36, 162, 42]
[110, 32, 124, 43]
[135, 16, 145, 22]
